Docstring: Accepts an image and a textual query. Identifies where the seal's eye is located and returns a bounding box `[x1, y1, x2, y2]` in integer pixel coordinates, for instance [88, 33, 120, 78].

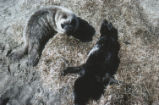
[62, 14, 67, 19]
[70, 19, 76, 25]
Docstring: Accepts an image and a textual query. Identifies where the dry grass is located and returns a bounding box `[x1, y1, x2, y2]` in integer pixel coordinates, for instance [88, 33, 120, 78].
[32, 0, 159, 104]
[0, 0, 159, 105]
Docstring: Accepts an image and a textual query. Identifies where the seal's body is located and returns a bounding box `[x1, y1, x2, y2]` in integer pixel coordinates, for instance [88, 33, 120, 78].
[9, 6, 79, 66]
[62, 20, 120, 105]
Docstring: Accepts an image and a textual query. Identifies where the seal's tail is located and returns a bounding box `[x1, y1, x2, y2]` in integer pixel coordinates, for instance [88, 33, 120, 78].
[8, 44, 28, 61]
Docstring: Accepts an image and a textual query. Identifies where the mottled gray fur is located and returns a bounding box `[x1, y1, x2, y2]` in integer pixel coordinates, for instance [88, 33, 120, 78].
[9, 6, 79, 66]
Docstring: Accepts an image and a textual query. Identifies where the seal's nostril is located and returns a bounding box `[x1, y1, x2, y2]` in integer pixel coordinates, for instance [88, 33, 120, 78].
[61, 24, 65, 28]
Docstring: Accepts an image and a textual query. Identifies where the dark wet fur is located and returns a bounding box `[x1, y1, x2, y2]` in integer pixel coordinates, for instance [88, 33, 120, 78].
[62, 20, 120, 105]
[69, 17, 95, 42]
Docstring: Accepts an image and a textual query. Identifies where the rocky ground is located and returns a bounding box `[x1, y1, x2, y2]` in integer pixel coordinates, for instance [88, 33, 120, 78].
[0, 0, 159, 105]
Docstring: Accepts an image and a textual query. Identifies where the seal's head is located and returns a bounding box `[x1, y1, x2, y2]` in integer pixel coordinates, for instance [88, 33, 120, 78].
[55, 6, 79, 34]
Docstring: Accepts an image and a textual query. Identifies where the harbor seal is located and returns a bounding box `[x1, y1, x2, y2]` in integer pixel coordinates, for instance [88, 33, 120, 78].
[62, 20, 120, 105]
[9, 6, 79, 66]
